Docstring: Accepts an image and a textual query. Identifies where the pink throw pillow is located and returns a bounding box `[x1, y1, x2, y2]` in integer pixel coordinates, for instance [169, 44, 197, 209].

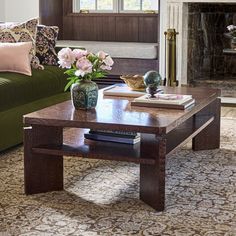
[0, 42, 32, 76]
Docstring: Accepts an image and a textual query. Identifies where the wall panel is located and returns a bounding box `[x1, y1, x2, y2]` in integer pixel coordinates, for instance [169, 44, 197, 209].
[39, 0, 159, 43]
[139, 17, 159, 43]
[115, 17, 139, 42]
[40, 0, 63, 38]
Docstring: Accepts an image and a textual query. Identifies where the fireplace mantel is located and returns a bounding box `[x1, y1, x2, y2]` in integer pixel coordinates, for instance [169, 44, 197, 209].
[159, 0, 236, 85]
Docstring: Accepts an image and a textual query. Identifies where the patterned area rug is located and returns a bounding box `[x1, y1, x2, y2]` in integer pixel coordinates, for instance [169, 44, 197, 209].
[0, 118, 235, 236]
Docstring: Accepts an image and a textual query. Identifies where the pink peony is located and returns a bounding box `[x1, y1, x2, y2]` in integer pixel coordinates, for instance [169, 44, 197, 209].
[73, 49, 88, 59]
[227, 25, 236, 31]
[103, 55, 114, 67]
[58, 47, 76, 69]
[75, 57, 93, 77]
[97, 51, 107, 60]
[100, 65, 112, 71]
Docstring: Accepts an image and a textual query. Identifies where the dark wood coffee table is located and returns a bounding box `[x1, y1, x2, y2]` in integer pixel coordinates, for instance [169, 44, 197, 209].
[23, 85, 221, 211]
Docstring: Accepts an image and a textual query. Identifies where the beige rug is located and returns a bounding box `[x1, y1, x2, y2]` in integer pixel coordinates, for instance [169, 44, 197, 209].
[0, 118, 235, 236]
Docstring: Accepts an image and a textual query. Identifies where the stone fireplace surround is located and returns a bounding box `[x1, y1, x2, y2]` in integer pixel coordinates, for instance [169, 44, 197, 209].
[159, 0, 236, 101]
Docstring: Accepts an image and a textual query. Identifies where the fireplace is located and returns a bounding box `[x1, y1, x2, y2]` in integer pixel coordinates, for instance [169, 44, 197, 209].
[188, 3, 236, 97]
[160, 0, 236, 100]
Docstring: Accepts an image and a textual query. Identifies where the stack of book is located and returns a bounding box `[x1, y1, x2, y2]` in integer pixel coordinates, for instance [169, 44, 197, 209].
[131, 94, 195, 110]
[103, 85, 146, 97]
[103, 85, 164, 98]
[84, 130, 141, 145]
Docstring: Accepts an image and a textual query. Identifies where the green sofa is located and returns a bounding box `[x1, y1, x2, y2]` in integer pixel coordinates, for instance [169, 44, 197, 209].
[0, 66, 70, 152]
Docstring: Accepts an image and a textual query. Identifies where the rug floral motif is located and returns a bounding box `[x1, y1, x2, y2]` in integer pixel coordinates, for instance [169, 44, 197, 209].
[0, 118, 235, 236]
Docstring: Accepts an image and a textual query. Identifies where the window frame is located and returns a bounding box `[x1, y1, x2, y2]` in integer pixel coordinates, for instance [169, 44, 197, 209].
[120, 0, 142, 13]
[73, 0, 118, 13]
[120, 0, 158, 13]
[73, 0, 158, 14]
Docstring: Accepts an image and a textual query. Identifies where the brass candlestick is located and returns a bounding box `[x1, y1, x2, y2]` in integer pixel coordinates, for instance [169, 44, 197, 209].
[164, 29, 179, 87]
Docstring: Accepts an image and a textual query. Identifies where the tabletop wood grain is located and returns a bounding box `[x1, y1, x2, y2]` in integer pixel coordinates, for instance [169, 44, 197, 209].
[24, 85, 220, 135]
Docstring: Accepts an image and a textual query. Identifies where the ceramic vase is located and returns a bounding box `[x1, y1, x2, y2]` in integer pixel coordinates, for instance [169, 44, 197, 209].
[71, 80, 98, 110]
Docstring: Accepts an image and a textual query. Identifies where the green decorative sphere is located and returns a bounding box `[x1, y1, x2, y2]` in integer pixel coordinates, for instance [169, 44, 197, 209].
[143, 71, 162, 87]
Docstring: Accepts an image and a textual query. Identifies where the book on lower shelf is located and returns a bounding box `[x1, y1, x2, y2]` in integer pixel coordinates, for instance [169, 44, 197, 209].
[131, 94, 195, 110]
[84, 130, 141, 145]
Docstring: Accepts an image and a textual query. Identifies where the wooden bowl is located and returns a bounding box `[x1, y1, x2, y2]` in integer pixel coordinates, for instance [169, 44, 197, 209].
[120, 75, 146, 91]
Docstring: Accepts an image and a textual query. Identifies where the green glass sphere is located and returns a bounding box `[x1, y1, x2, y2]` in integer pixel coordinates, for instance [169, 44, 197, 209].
[143, 71, 162, 87]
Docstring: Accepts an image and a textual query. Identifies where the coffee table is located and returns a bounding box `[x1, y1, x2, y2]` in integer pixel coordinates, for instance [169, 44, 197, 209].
[23, 85, 221, 211]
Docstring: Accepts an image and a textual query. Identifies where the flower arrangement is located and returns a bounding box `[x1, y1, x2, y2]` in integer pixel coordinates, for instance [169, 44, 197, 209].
[226, 25, 236, 38]
[58, 48, 114, 91]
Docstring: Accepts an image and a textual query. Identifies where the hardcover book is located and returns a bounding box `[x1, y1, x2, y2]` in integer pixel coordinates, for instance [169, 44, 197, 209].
[89, 129, 140, 138]
[131, 94, 195, 110]
[133, 94, 193, 104]
[84, 133, 141, 145]
[131, 99, 195, 110]
[103, 85, 146, 97]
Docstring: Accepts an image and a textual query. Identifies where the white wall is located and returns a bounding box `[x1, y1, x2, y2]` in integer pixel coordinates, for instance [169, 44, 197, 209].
[4, 0, 39, 22]
[0, 0, 5, 21]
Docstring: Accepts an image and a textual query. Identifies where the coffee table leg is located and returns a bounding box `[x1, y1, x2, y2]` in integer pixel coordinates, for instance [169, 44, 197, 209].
[140, 135, 166, 211]
[24, 125, 63, 195]
[193, 98, 221, 151]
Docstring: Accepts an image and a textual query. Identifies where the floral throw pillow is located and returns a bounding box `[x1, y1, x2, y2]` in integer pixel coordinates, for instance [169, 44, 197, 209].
[36, 25, 59, 66]
[0, 18, 44, 70]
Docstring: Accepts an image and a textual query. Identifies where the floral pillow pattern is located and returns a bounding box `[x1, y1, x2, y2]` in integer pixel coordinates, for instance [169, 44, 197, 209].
[36, 25, 59, 66]
[0, 18, 44, 70]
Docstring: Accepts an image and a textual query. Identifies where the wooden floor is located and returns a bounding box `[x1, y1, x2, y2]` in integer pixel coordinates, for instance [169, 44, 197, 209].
[221, 106, 236, 119]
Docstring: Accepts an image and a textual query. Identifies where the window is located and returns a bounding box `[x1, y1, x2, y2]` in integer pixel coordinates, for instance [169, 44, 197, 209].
[73, 0, 158, 13]
[77, 0, 114, 12]
[122, 0, 158, 12]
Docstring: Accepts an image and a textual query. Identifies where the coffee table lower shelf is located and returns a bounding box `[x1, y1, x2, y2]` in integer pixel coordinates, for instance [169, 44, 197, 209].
[32, 141, 155, 165]
[31, 115, 214, 165]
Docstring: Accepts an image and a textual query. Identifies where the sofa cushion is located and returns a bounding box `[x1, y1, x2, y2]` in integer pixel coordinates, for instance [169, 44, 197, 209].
[0, 18, 43, 70]
[36, 25, 59, 66]
[0, 66, 67, 112]
[0, 42, 32, 76]
[56, 40, 158, 60]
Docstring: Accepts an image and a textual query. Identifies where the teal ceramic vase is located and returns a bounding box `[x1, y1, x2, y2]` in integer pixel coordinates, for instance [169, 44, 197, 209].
[71, 80, 98, 110]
